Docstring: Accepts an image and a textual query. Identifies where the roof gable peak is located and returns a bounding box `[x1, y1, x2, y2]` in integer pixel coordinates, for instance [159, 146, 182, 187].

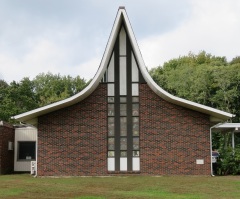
[12, 8, 234, 123]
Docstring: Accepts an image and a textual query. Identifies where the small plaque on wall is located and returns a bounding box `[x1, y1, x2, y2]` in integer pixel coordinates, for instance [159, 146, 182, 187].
[196, 159, 204, 164]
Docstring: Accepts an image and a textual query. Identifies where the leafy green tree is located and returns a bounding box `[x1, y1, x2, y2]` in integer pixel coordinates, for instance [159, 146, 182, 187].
[0, 78, 38, 122]
[0, 73, 87, 122]
[230, 56, 240, 65]
[210, 65, 240, 116]
[150, 52, 240, 121]
[33, 72, 87, 107]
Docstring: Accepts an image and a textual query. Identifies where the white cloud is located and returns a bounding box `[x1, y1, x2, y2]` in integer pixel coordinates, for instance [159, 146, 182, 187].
[0, 38, 68, 83]
[139, 0, 240, 68]
[0, 34, 103, 83]
[71, 57, 101, 81]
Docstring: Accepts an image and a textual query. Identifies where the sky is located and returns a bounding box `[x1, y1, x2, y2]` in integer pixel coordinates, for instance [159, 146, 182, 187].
[0, 0, 240, 83]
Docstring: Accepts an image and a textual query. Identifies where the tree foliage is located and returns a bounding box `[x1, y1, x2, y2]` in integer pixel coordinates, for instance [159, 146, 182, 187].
[149, 51, 240, 122]
[0, 78, 38, 122]
[0, 73, 87, 122]
[33, 72, 87, 107]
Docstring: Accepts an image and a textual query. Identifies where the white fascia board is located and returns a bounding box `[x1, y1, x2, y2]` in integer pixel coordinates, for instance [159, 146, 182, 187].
[13, 9, 124, 122]
[216, 123, 240, 129]
[211, 123, 240, 132]
[121, 10, 234, 121]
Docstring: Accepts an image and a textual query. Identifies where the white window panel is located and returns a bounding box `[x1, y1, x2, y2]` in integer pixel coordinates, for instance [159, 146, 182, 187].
[120, 157, 127, 171]
[108, 84, 114, 96]
[132, 83, 139, 96]
[120, 57, 127, 95]
[107, 53, 114, 82]
[108, 158, 115, 171]
[132, 53, 139, 82]
[119, 27, 126, 56]
[132, 157, 140, 171]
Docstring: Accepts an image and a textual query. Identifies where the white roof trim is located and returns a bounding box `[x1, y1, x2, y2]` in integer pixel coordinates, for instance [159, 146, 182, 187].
[212, 123, 240, 132]
[12, 8, 234, 122]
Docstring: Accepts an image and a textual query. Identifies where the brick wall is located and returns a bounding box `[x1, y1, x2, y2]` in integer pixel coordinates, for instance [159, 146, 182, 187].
[37, 83, 211, 176]
[0, 122, 14, 174]
[38, 84, 107, 176]
[140, 84, 211, 175]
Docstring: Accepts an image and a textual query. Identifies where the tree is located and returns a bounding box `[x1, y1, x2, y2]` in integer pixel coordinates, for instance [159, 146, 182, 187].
[33, 72, 87, 107]
[0, 78, 38, 122]
[0, 73, 87, 122]
[149, 52, 240, 121]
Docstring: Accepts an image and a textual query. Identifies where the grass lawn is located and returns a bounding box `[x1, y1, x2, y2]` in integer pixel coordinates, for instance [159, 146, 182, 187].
[0, 174, 239, 199]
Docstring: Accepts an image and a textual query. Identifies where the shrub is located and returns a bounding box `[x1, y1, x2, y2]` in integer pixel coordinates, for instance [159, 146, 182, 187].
[217, 147, 240, 175]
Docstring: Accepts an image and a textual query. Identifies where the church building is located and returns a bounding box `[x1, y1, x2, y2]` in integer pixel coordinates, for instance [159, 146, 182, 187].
[12, 7, 234, 176]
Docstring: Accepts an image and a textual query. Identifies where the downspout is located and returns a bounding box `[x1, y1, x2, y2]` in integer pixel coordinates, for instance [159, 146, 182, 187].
[34, 129, 38, 177]
[232, 132, 235, 150]
[210, 123, 222, 176]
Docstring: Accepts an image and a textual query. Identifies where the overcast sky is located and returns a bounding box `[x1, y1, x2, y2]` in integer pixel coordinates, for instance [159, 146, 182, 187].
[0, 0, 240, 83]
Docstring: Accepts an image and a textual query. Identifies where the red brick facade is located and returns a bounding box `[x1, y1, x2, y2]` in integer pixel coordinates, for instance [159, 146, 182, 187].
[38, 84, 108, 176]
[37, 83, 211, 176]
[0, 122, 14, 174]
[140, 84, 211, 175]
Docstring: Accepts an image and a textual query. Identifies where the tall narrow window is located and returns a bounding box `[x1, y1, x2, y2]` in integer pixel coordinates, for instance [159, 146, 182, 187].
[106, 23, 141, 172]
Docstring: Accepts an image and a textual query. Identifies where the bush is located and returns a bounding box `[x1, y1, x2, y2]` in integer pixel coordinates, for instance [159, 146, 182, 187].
[217, 147, 240, 175]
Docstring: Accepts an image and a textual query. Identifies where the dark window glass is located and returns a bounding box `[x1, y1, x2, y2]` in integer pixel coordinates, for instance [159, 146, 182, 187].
[132, 97, 139, 103]
[108, 138, 115, 150]
[133, 151, 140, 157]
[108, 117, 114, 123]
[120, 104, 127, 116]
[120, 97, 127, 103]
[120, 151, 127, 157]
[133, 138, 139, 150]
[18, 142, 36, 161]
[108, 151, 115, 157]
[108, 117, 115, 136]
[132, 117, 139, 136]
[120, 117, 127, 136]
[108, 124, 115, 136]
[108, 104, 115, 116]
[108, 97, 115, 103]
[120, 138, 127, 150]
[132, 104, 139, 116]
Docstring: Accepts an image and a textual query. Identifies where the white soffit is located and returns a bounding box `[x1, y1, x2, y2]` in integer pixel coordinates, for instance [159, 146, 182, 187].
[12, 7, 234, 122]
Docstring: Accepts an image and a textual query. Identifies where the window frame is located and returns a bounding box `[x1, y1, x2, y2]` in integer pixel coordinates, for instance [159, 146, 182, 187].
[17, 141, 36, 161]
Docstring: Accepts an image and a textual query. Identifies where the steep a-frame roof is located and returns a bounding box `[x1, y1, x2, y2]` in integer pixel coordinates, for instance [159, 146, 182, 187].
[13, 7, 234, 124]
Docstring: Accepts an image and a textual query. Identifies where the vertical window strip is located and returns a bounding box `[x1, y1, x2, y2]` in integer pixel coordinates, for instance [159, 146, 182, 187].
[131, 52, 139, 82]
[107, 23, 141, 172]
[119, 57, 127, 95]
[114, 34, 120, 171]
[119, 26, 127, 56]
[107, 53, 115, 82]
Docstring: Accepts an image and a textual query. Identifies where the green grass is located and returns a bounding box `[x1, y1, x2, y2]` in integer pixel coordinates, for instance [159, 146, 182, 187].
[0, 174, 239, 198]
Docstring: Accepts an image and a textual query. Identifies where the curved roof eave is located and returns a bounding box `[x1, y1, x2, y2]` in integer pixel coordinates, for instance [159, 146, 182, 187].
[12, 9, 124, 122]
[12, 8, 234, 123]
[121, 10, 234, 121]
